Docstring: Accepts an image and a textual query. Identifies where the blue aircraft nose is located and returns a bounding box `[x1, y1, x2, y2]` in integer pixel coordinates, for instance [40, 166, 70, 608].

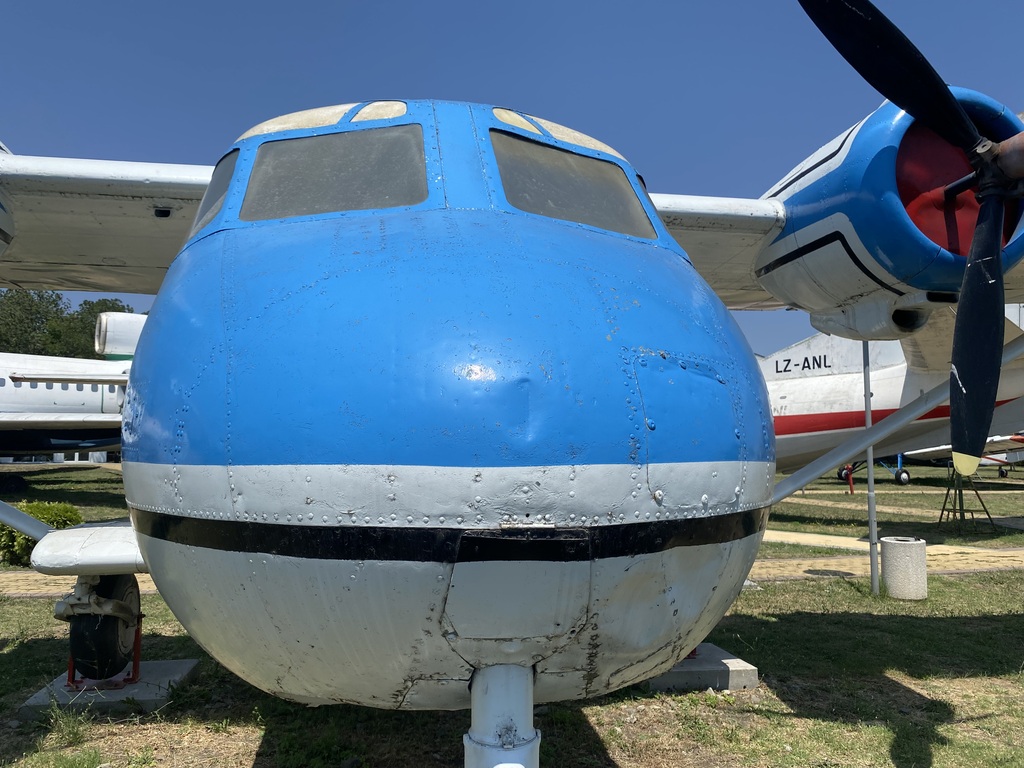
[120, 100, 775, 712]
[123, 207, 771, 480]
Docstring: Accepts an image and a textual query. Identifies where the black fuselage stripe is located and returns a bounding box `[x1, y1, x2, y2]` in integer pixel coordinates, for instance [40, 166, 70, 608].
[130, 507, 769, 562]
[755, 230, 904, 297]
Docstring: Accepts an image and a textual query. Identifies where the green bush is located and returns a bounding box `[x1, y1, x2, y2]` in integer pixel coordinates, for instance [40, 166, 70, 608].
[0, 500, 82, 566]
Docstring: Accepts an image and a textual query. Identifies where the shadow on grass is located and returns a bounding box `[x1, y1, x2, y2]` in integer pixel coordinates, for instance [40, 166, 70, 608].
[0, 630, 619, 768]
[0, 466, 127, 514]
[7, 593, 1018, 767]
[0, 626, 208, 763]
[768, 510, 1015, 546]
[709, 603, 1024, 768]
[820, 472, 1024, 493]
[186, 664, 620, 768]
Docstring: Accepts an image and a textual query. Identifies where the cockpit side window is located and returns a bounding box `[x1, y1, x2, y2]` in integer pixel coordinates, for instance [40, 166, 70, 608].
[190, 149, 239, 237]
[240, 124, 428, 222]
[490, 130, 656, 239]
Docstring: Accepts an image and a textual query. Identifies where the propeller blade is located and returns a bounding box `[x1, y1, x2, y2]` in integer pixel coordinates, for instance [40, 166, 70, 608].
[798, 0, 982, 153]
[950, 194, 1006, 475]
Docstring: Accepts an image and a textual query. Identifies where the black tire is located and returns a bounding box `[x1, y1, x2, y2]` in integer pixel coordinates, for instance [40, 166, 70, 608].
[895, 469, 911, 486]
[69, 574, 140, 680]
[838, 467, 851, 482]
[999, 467, 1009, 478]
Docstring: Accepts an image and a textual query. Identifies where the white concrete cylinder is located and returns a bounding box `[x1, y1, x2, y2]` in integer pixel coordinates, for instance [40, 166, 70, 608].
[880, 536, 927, 600]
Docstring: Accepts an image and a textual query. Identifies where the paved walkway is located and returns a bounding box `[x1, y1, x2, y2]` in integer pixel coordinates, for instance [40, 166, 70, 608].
[754, 529, 1024, 580]
[0, 570, 157, 598]
[3, 530, 1024, 597]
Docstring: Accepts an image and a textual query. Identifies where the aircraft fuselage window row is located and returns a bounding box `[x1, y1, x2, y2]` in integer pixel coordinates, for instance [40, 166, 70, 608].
[189, 118, 656, 240]
[0, 381, 88, 391]
[2, 382, 100, 393]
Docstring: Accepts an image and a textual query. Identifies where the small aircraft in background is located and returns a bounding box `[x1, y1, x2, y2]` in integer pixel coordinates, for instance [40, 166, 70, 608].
[2, 2, 1024, 766]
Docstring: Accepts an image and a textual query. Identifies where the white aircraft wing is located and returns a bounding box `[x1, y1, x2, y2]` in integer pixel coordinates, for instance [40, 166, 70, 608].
[7, 371, 129, 385]
[30, 519, 146, 575]
[899, 305, 1024, 374]
[650, 194, 786, 310]
[1005, 263, 1024, 304]
[0, 153, 212, 294]
[0, 412, 121, 430]
[903, 434, 1024, 463]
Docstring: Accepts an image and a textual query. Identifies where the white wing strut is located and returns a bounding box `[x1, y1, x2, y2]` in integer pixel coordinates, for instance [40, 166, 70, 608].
[0, 499, 52, 541]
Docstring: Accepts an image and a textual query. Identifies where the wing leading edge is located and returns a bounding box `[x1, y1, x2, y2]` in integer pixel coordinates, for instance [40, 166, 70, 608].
[651, 194, 786, 310]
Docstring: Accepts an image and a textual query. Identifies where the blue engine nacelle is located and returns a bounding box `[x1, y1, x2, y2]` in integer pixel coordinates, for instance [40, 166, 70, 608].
[756, 88, 1024, 340]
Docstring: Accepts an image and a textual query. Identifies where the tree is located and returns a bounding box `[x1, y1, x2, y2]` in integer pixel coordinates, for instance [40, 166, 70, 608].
[0, 290, 135, 359]
[46, 298, 134, 359]
[0, 290, 68, 355]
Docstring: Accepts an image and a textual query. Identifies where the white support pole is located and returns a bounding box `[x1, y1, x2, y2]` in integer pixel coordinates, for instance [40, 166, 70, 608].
[863, 341, 880, 596]
[464, 665, 540, 768]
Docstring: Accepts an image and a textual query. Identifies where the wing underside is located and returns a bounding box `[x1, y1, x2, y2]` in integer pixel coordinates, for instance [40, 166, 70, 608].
[0, 412, 121, 430]
[0, 153, 211, 294]
[651, 193, 786, 310]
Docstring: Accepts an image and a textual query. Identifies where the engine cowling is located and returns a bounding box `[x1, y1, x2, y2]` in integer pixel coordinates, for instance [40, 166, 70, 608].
[756, 88, 1024, 340]
[95, 312, 147, 359]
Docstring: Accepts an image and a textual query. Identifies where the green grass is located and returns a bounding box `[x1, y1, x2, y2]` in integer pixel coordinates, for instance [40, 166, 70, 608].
[2, 462, 1023, 766]
[4, 574, 1023, 767]
[770, 499, 1024, 548]
[705, 572, 1024, 767]
[770, 464, 1024, 549]
[0, 466, 127, 524]
[755, 541, 853, 559]
[20, 750, 105, 768]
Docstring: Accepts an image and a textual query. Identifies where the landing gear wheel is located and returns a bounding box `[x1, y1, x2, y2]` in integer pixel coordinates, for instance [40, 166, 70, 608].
[895, 469, 911, 486]
[999, 467, 1009, 478]
[838, 467, 852, 482]
[69, 574, 140, 680]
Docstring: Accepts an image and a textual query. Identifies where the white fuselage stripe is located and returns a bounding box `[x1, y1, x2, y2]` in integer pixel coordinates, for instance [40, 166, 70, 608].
[123, 460, 775, 529]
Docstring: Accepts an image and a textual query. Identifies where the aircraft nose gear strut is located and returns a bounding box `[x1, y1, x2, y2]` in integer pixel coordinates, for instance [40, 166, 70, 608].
[464, 665, 541, 768]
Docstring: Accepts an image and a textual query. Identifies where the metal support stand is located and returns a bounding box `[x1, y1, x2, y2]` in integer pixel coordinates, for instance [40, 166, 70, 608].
[863, 341, 879, 596]
[464, 665, 540, 768]
[939, 470, 996, 533]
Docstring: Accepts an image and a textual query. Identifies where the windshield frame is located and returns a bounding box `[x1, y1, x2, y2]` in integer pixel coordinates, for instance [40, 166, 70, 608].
[185, 103, 442, 241]
[486, 125, 658, 241]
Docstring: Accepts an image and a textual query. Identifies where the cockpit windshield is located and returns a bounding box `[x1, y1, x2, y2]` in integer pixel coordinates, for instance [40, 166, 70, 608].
[240, 124, 428, 222]
[190, 149, 238, 237]
[491, 130, 655, 239]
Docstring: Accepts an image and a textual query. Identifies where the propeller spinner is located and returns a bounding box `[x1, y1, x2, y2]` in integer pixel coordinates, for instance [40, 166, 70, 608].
[798, 0, 1024, 474]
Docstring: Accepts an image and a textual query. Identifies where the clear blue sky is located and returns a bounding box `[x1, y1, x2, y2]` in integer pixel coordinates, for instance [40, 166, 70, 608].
[5, 1, 1020, 353]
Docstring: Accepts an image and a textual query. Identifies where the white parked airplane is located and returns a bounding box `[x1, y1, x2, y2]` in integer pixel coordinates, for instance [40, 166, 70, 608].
[764, 304, 1024, 473]
[0, 313, 143, 454]
[12, 306, 1024, 477]
[3, 3, 1024, 767]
